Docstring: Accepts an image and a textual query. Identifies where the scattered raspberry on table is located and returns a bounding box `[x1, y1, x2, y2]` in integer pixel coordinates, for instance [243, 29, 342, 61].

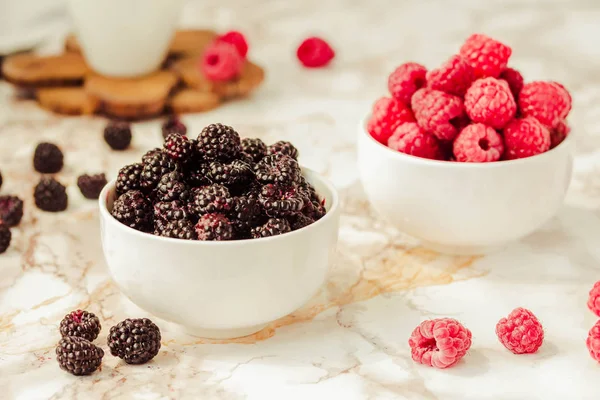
[297, 37, 335, 68]
[588, 281, 600, 317]
[408, 318, 472, 369]
[496, 308, 544, 354]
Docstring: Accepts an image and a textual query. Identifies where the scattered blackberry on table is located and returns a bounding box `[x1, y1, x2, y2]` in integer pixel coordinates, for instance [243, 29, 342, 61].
[268, 141, 299, 160]
[241, 138, 267, 163]
[56, 336, 104, 376]
[208, 159, 253, 189]
[184, 162, 212, 187]
[162, 115, 187, 139]
[156, 219, 197, 240]
[141, 148, 163, 163]
[77, 173, 107, 199]
[33, 142, 63, 173]
[188, 184, 233, 215]
[104, 121, 132, 150]
[195, 213, 234, 241]
[140, 152, 176, 191]
[59, 310, 101, 342]
[115, 163, 143, 196]
[251, 218, 291, 238]
[156, 171, 190, 202]
[0, 222, 11, 254]
[164, 133, 193, 162]
[34, 177, 68, 212]
[287, 213, 315, 230]
[196, 123, 241, 161]
[0, 195, 24, 227]
[254, 154, 301, 185]
[259, 184, 305, 216]
[107, 318, 161, 364]
[111, 190, 152, 232]
[153, 200, 189, 223]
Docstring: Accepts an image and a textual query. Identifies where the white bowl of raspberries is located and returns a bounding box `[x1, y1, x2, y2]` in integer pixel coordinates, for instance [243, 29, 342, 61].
[358, 34, 573, 255]
[99, 123, 340, 339]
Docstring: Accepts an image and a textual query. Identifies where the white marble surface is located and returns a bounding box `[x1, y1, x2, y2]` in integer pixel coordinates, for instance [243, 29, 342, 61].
[1, 0, 600, 399]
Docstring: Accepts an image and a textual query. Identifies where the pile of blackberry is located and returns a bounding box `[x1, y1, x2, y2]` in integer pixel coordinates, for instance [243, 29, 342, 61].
[111, 123, 326, 240]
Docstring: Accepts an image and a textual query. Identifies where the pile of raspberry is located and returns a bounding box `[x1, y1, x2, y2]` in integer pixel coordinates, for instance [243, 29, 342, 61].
[111, 123, 326, 241]
[368, 33, 572, 162]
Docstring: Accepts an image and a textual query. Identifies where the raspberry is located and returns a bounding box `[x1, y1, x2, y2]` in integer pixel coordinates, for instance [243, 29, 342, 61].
[387, 122, 443, 160]
[107, 318, 161, 365]
[464, 77, 516, 129]
[195, 213, 234, 241]
[251, 218, 291, 238]
[408, 318, 472, 369]
[496, 308, 544, 354]
[216, 31, 249, 58]
[56, 336, 104, 376]
[587, 320, 600, 362]
[162, 115, 187, 139]
[367, 97, 416, 144]
[0, 195, 24, 227]
[453, 123, 504, 162]
[140, 152, 176, 191]
[163, 133, 193, 161]
[503, 117, 550, 159]
[387, 62, 427, 105]
[426, 55, 475, 97]
[588, 281, 600, 317]
[156, 171, 190, 202]
[296, 37, 335, 68]
[499, 67, 524, 99]
[254, 153, 301, 185]
[115, 163, 143, 196]
[0, 222, 11, 254]
[259, 183, 305, 216]
[268, 141, 299, 160]
[157, 219, 197, 240]
[111, 190, 152, 232]
[459, 34, 512, 78]
[201, 42, 243, 81]
[411, 89, 464, 141]
[33, 142, 64, 173]
[196, 123, 242, 161]
[518, 81, 572, 129]
[188, 184, 234, 215]
[104, 121, 132, 150]
[241, 138, 267, 163]
[550, 120, 570, 149]
[77, 173, 107, 199]
[34, 177, 68, 212]
[59, 310, 101, 342]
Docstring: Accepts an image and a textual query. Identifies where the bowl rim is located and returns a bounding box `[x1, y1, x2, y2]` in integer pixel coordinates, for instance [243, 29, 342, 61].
[98, 167, 340, 246]
[360, 115, 573, 168]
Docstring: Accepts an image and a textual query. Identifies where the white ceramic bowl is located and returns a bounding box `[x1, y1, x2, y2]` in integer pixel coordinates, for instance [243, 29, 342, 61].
[357, 119, 574, 255]
[99, 169, 340, 339]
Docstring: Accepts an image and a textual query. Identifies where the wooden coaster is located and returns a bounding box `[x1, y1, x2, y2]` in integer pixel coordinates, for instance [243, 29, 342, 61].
[168, 89, 221, 114]
[37, 87, 97, 115]
[2, 53, 88, 87]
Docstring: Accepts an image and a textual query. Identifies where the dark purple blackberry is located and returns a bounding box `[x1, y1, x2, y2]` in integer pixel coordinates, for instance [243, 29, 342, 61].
[251, 218, 291, 238]
[229, 196, 262, 237]
[0, 170, 2, 190]
[195, 213, 234, 241]
[184, 163, 212, 187]
[258, 184, 305, 216]
[104, 121, 132, 150]
[162, 115, 187, 139]
[287, 213, 315, 230]
[163, 133, 193, 162]
[0, 195, 24, 227]
[157, 219, 197, 240]
[59, 310, 101, 342]
[241, 138, 267, 163]
[156, 171, 190, 202]
[305, 199, 326, 220]
[195, 123, 241, 161]
[268, 140, 299, 160]
[153, 200, 189, 223]
[34, 177, 68, 212]
[56, 336, 104, 376]
[33, 142, 64, 173]
[188, 184, 234, 216]
[241, 180, 262, 199]
[208, 160, 253, 189]
[107, 318, 161, 365]
[115, 163, 143, 196]
[111, 190, 152, 232]
[77, 173, 107, 199]
[140, 152, 176, 191]
[254, 153, 301, 185]
[0, 222, 11, 254]
[141, 148, 163, 163]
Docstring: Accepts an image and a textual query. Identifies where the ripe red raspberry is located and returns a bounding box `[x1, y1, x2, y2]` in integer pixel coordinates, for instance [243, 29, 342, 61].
[387, 62, 427, 105]
[367, 97, 415, 144]
[519, 81, 572, 129]
[387, 122, 443, 160]
[503, 117, 550, 159]
[426, 55, 475, 97]
[216, 31, 249, 58]
[496, 308, 544, 354]
[587, 320, 600, 362]
[464, 77, 516, 129]
[550, 119, 570, 149]
[411, 88, 464, 141]
[459, 34, 512, 78]
[201, 42, 244, 81]
[297, 37, 335, 68]
[499, 67, 524, 99]
[408, 318, 472, 369]
[453, 123, 504, 162]
[588, 281, 600, 317]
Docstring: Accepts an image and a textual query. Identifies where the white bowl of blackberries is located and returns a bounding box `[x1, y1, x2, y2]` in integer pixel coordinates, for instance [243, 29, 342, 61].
[99, 123, 340, 339]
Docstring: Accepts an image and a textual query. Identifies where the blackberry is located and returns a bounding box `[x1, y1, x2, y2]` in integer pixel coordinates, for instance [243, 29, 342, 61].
[258, 184, 305, 216]
[33, 142, 64, 173]
[104, 121, 132, 150]
[306, 199, 326, 220]
[107, 318, 161, 365]
[111, 190, 152, 232]
[164, 133, 193, 162]
[287, 213, 315, 230]
[141, 148, 163, 163]
[56, 336, 104, 376]
[188, 184, 233, 215]
[77, 173, 107, 199]
[268, 140, 299, 160]
[251, 218, 291, 238]
[156, 171, 189, 202]
[241, 138, 267, 163]
[254, 154, 301, 185]
[0, 223, 11, 254]
[184, 163, 212, 187]
[195, 213, 234, 241]
[196, 123, 241, 161]
[140, 152, 176, 191]
[162, 115, 187, 139]
[229, 196, 262, 237]
[0, 170, 2, 190]
[153, 200, 189, 223]
[156, 219, 197, 240]
[34, 177, 68, 212]
[0, 195, 24, 227]
[115, 163, 143, 196]
[241, 180, 262, 199]
[59, 310, 101, 342]
[208, 160, 253, 189]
